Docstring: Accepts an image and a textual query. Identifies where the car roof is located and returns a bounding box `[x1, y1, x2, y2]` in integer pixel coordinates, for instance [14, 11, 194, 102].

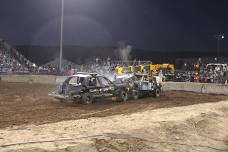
[207, 63, 227, 66]
[72, 72, 101, 78]
[72, 74, 91, 78]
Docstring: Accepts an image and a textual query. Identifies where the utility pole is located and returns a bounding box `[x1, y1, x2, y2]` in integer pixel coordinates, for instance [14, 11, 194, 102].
[59, 0, 64, 72]
[215, 34, 225, 61]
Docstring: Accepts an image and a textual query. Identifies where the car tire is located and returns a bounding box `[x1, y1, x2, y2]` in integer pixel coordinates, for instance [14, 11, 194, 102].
[132, 90, 139, 100]
[59, 99, 64, 102]
[82, 93, 93, 105]
[153, 88, 161, 97]
[119, 90, 129, 102]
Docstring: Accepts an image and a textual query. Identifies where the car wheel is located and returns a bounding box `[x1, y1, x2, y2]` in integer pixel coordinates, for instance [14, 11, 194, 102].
[120, 90, 129, 102]
[59, 99, 64, 102]
[132, 90, 139, 100]
[82, 93, 93, 105]
[153, 88, 161, 97]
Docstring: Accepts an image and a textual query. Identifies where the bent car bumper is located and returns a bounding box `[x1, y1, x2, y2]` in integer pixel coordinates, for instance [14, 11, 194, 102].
[48, 92, 69, 99]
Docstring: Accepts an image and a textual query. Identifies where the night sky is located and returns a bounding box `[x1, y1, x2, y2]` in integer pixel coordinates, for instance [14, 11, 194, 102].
[0, 0, 227, 52]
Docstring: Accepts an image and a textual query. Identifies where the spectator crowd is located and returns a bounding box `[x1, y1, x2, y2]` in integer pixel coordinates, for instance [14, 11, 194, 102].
[0, 39, 228, 84]
[0, 41, 31, 73]
[174, 59, 228, 84]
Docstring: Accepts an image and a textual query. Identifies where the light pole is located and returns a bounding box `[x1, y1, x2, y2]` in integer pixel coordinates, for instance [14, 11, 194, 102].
[59, 0, 64, 72]
[215, 34, 225, 61]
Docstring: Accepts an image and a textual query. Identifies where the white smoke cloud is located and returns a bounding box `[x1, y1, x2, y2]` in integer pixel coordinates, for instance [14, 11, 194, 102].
[115, 41, 132, 61]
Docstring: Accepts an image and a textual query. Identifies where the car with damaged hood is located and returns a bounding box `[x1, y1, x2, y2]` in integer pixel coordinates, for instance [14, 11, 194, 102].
[48, 72, 136, 104]
[114, 73, 162, 99]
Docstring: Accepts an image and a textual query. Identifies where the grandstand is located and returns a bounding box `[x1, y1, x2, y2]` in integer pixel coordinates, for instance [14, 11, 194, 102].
[0, 39, 35, 74]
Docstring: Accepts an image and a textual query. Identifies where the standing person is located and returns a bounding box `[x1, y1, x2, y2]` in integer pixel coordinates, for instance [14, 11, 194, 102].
[158, 69, 164, 82]
[107, 56, 111, 66]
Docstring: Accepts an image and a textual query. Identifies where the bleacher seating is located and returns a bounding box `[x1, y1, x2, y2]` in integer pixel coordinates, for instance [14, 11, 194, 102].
[0, 39, 34, 74]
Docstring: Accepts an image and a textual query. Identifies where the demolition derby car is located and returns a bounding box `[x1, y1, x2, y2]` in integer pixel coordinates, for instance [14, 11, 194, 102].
[48, 72, 140, 104]
[114, 73, 162, 98]
[49, 72, 162, 104]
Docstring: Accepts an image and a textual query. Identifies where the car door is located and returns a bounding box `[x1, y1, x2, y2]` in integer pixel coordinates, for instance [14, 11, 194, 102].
[87, 77, 103, 98]
[65, 76, 83, 95]
[97, 76, 115, 97]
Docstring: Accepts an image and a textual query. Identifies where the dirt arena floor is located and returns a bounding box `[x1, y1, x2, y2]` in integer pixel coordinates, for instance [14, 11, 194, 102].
[0, 81, 228, 152]
[1, 81, 228, 128]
